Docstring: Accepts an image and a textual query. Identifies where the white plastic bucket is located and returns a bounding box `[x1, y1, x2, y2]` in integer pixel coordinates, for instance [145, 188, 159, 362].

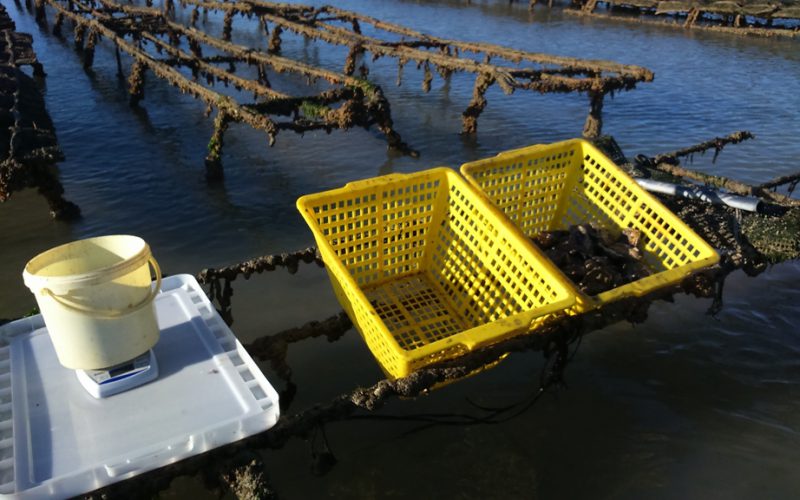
[22, 235, 162, 370]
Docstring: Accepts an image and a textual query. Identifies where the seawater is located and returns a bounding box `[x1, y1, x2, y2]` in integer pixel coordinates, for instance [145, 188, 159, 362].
[2, 1, 799, 498]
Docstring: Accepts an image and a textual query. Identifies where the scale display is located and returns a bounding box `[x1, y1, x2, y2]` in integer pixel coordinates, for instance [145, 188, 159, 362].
[76, 350, 158, 398]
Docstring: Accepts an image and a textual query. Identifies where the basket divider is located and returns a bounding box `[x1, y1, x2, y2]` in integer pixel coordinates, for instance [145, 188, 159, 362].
[552, 143, 586, 231]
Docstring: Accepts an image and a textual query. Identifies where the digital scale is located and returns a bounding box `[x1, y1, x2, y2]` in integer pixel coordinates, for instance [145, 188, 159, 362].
[76, 350, 158, 398]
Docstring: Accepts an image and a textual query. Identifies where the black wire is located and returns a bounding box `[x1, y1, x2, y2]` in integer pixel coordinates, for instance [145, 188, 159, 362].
[465, 396, 520, 413]
[343, 333, 582, 437]
[479, 386, 549, 424]
[346, 413, 485, 424]
[568, 332, 583, 362]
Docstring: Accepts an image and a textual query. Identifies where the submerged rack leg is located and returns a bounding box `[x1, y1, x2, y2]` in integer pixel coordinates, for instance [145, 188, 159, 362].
[115, 45, 123, 77]
[461, 73, 494, 135]
[582, 91, 604, 139]
[205, 111, 230, 182]
[367, 87, 419, 157]
[52, 12, 63, 36]
[684, 8, 700, 27]
[34, 0, 46, 23]
[267, 26, 282, 54]
[83, 29, 97, 69]
[33, 164, 81, 220]
[73, 23, 85, 51]
[128, 60, 146, 107]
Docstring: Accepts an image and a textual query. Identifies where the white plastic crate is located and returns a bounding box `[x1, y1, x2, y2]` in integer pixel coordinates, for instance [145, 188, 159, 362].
[0, 274, 279, 499]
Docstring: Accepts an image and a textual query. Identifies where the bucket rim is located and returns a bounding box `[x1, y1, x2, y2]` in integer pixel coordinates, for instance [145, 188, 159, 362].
[22, 235, 153, 294]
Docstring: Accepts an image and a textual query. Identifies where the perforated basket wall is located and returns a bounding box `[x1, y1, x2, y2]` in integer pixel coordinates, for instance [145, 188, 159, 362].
[460, 139, 719, 310]
[297, 168, 575, 379]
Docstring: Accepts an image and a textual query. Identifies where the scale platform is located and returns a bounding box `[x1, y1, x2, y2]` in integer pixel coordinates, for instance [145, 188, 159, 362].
[0, 275, 279, 499]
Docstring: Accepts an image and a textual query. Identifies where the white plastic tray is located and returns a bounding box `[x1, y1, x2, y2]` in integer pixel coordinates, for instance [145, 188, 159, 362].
[0, 274, 279, 499]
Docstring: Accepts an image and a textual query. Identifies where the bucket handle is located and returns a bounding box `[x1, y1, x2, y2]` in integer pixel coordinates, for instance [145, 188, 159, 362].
[40, 257, 162, 319]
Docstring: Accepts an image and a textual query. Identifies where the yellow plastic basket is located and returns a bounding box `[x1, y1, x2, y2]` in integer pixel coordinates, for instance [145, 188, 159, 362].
[297, 168, 576, 379]
[460, 139, 720, 311]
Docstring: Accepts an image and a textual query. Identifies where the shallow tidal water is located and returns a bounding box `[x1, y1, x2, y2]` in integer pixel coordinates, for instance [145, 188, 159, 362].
[2, 0, 800, 498]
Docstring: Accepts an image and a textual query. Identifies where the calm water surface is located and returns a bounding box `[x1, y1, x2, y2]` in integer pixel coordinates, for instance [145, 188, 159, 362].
[2, 1, 799, 498]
